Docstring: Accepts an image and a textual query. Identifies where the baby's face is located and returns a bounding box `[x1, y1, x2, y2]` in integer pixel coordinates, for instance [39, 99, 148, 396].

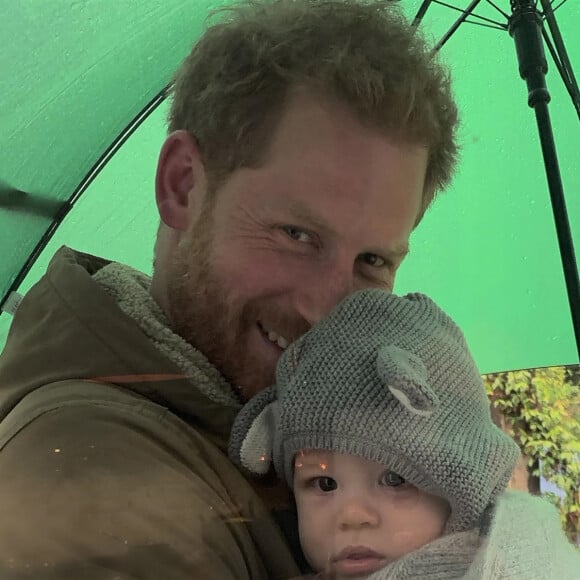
[293, 450, 449, 578]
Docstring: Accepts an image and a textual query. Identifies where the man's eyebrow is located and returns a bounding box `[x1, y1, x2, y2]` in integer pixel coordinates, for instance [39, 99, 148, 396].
[384, 242, 410, 261]
[285, 199, 411, 260]
[285, 200, 337, 237]
[360, 240, 410, 264]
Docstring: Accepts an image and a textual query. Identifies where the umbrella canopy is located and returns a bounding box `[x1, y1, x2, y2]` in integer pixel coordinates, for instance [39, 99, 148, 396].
[1, 0, 579, 373]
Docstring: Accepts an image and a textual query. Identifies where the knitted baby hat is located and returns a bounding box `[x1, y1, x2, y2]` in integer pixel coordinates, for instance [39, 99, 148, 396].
[229, 289, 520, 532]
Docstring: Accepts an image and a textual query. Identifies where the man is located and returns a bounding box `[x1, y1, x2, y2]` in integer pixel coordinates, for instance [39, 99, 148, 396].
[0, 1, 459, 578]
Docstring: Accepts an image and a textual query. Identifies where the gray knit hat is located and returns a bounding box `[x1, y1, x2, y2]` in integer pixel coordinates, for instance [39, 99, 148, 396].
[229, 289, 520, 532]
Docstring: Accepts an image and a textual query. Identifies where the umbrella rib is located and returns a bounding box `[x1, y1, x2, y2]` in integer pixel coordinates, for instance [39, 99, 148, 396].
[541, 28, 576, 106]
[541, 0, 580, 120]
[67, 85, 172, 208]
[550, 0, 569, 12]
[432, 0, 507, 28]
[433, 0, 490, 51]
[411, 0, 434, 27]
[485, 0, 510, 20]
[464, 18, 507, 31]
[0, 84, 172, 315]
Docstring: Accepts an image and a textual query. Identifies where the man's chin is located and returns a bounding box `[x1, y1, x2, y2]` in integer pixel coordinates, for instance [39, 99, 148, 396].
[233, 364, 277, 400]
[235, 373, 276, 400]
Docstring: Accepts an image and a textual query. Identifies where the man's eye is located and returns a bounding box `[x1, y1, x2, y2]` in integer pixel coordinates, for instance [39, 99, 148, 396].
[359, 253, 387, 268]
[379, 471, 406, 487]
[282, 225, 311, 243]
[313, 476, 338, 493]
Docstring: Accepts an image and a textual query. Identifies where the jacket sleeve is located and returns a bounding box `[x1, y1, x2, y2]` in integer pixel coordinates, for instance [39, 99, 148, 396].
[0, 391, 296, 580]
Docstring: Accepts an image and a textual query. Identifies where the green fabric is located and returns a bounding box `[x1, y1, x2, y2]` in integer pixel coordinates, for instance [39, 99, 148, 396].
[1, 0, 214, 312]
[1, 1, 579, 372]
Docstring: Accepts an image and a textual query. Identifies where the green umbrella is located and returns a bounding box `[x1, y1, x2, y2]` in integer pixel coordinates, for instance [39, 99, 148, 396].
[413, 0, 580, 355]
[1, 0, 579, 374]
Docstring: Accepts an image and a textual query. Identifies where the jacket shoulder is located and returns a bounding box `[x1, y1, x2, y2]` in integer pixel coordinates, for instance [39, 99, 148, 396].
[0, 380, 298, 580]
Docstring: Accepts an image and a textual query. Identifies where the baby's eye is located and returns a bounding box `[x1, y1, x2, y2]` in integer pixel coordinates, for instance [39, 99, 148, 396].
[314, 476, 338, 493]
[379, 470, 406, 487]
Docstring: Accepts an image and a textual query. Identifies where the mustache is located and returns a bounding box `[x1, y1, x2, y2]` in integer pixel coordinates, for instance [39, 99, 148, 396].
[210, 287, 311, 343]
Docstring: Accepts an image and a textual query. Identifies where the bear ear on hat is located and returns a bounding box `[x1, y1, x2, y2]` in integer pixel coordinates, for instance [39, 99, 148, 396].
[228, 386, 279, 475]
[376, 345, 439, 416]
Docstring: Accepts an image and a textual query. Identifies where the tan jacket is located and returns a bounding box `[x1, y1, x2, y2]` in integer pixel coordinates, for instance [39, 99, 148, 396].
[0, 247, 300, 580]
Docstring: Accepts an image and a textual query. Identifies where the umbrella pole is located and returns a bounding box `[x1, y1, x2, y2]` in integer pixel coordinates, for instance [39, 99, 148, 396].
[509, 0, 580, 363]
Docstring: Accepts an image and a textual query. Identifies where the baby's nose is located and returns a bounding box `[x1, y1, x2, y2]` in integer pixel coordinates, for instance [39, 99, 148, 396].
[337, 498, 381, 530]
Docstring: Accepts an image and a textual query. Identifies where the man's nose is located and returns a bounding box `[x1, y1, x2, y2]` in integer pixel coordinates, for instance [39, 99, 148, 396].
[337, 498, 381, 530]
[293, 266, 355, 326]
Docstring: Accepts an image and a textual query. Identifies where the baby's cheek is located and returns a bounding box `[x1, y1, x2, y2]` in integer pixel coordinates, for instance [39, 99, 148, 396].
[381, 493, 449, 558]
[410, 494, 450, 543]
[296, 501, 328, 572]
[427, 494, 451, 532]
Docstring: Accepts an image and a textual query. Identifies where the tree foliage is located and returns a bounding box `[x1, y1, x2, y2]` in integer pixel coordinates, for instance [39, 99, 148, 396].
[483, 365, 580, 546]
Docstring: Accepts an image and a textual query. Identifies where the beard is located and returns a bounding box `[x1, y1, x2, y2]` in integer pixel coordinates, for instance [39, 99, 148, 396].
[164, 202, 309, 400]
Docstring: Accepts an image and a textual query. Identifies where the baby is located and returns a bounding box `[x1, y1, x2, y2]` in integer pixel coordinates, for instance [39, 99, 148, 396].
[229, 289, 580, 579]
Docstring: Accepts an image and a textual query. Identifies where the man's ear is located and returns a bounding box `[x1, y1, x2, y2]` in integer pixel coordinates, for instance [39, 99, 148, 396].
[155, 130, 205, 231]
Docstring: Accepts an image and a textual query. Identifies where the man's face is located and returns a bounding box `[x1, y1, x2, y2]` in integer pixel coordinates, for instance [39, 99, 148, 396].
[164, 93, 427, 398]
[294, 450, 450, 578]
